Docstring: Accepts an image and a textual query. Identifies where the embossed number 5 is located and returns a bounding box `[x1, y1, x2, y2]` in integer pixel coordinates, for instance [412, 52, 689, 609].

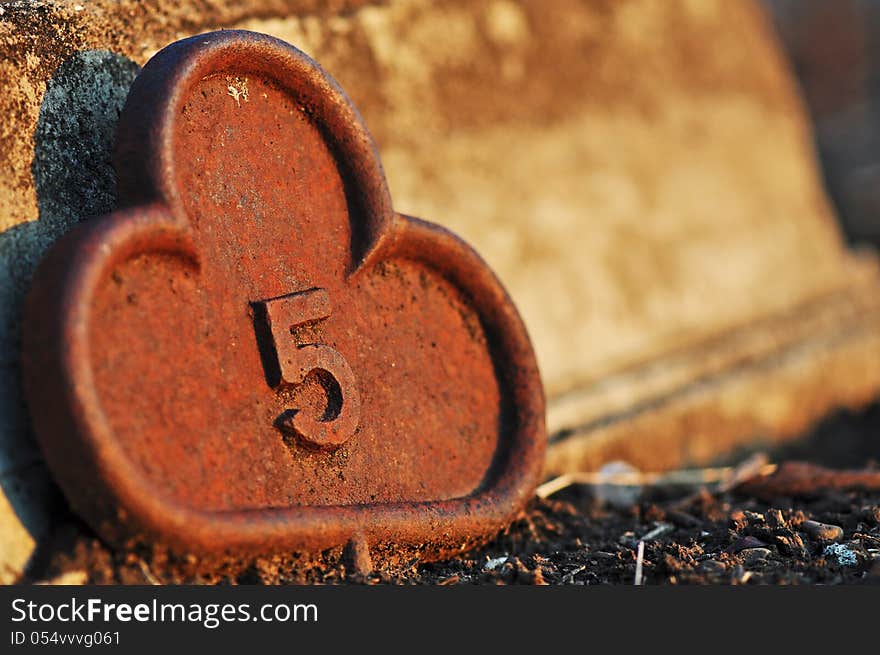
[254, 288, 360, 450]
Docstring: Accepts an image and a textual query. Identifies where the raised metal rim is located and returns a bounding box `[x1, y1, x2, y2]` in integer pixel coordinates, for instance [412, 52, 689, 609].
[23, 30, 546, 556]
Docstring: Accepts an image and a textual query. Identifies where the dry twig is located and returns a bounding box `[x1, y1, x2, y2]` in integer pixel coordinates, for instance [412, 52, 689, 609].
[634, 541, 645, 586]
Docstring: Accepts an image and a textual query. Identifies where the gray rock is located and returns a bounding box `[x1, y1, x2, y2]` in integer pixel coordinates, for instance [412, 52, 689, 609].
[698, 560, 726, 574]
[740, 547, 772, 566]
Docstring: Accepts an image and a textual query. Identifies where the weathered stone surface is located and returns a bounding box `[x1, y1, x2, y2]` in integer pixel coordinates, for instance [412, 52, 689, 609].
[2, 0, 879, 580]
[544, 262, 880, 475]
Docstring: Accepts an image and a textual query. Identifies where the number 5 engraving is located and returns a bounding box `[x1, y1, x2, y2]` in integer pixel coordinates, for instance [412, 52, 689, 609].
[253, 288, 360, 450]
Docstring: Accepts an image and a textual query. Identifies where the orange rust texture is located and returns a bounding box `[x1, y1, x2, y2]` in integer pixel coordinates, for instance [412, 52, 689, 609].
[21, 31, 545, 557]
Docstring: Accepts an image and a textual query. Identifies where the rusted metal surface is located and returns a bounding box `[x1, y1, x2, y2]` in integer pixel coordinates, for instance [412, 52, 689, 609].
[21, 30, 545, 558]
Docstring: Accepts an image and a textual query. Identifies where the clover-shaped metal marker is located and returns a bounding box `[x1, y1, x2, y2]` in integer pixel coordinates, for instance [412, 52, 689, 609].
[22, 31, 545, 558]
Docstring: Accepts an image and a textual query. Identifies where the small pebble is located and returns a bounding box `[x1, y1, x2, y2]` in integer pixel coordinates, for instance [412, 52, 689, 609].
[823, 543, 858, 567]
[484, 555, 508, 571]
[740, 547, 772, 566]
[802, 520, 843, 543]
[698, 560, 726, 574]
[774, 532, 807, 557]
[765, 509, 785, 528]
[726, 535, 766, 554]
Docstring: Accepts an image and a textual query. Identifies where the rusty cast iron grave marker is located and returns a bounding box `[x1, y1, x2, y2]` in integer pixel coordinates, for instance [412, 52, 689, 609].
[21, 31, 545, 560]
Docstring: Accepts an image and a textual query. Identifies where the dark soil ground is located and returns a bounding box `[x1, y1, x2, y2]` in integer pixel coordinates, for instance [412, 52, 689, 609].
[23, 404, 880, 586]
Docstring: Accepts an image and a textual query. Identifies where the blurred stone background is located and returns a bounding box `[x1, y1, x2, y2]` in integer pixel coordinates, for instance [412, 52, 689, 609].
[764, 0, 880, 244]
